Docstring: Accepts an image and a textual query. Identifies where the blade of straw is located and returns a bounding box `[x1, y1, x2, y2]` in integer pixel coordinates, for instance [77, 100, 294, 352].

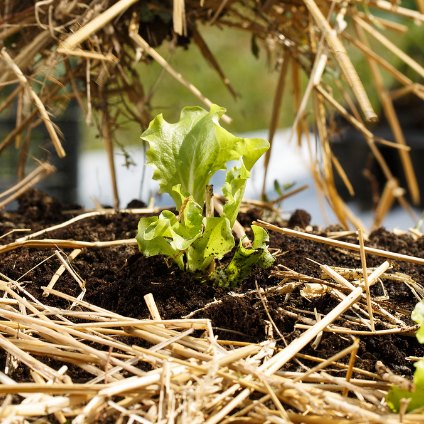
[60, 0, 141, 50]
[303, 0, 378, 122]
[101, 95, 120, 209]
[360, 0, 424, 23]
[292, 339, 360, 383]
[260, 261, 391, 375]
[191, 26, 237, 99]
[353, 15, 424, 80]
[0, 238, 138, 255]
[253, 220, 424, 265]
[358, 228, 374, 331]
[343, 338, 360, 397]
[1, 49, 66, 158]
[353, 18, 419, 205]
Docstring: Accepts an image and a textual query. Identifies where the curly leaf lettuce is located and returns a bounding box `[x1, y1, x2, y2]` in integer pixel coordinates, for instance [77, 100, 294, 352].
[142, 105, 269, 211]
[142, 105, 241, 210]
[137, 104, 272, 285]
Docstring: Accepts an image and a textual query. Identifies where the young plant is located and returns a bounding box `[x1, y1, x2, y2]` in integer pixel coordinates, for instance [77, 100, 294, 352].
[136, 104, 274, 287]
[386, 299, 424, 412]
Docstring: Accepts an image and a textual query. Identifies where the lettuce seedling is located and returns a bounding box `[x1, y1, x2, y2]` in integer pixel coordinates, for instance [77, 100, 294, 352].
[386, 300, 424, 412]
[136, 104, 274, 287]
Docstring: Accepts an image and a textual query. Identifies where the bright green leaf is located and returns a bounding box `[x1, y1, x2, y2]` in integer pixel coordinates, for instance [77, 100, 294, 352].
[222, 137, 269, 227]
[222, 164, 250, 228]
[187, 217, 234, 273]
[136, 207, 203, 269]
[235, 137, 270, 172]
[252, 224, 271, 251]
[414, 358, 424, 389]
[183, 201, 204, 236]
[143, 213, 172, 240]
[171, 185, 204, 237]
[136, 217, 184, 270]
[386, 384, 424, 413]
[142, 105, 242, 210]
[172, 184, 191, 208]
[215, 225, 275, 287]
[154, 210, 202, 251]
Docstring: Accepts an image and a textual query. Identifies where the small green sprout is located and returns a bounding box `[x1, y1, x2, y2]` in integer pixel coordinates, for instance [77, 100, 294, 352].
[136, 104, 275, 287]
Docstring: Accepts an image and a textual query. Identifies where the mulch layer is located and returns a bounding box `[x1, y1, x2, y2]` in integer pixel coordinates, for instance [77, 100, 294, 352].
[1, 189, 423, 384]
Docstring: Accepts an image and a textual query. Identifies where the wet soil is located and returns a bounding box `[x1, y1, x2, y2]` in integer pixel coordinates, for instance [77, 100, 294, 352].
[1, 189, 424, 382]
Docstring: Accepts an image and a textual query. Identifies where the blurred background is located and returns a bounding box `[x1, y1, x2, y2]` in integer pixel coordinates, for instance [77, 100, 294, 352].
[0, 10, 423, 231]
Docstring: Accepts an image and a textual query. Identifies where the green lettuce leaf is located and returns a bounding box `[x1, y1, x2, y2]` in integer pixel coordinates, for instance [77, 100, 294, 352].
[137, 104, 271, 285]
[387, 358, 424, 413]
[235, 137, 270, 172]
[172, 185, 203, 233]
[186, 217, 234, 273]
[136, 216, 184, 270]
[172, 184, 191, 208]
[222, 163, 250, 229]
[222, 137, 270, 227]
[414, 357, 424, 390]
[143, 210, 202, 251]
[386, 385, 424, 413]
[142, 105, 242, 210]
[136, 198, 204, 270]
[213, 225, 275, 287]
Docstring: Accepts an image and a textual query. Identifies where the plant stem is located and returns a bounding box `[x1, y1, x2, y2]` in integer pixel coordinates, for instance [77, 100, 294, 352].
[205, 185, 214, 218]
[205, 185, 216, 274]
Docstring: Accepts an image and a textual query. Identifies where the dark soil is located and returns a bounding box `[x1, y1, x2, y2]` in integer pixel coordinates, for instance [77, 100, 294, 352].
[1, 189, 424, 382]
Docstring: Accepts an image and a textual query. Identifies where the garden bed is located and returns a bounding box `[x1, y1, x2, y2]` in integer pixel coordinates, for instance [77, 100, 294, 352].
[0, 189, 423, 422]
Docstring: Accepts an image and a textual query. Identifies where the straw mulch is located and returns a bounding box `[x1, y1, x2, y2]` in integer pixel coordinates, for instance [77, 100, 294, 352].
[0, 0, 423, 225]
[1, 204, 424, 422]
[1, 0, 424, 422]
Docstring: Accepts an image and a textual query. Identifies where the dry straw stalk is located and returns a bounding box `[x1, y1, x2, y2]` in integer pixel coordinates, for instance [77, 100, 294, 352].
[0, 0, 422, 227]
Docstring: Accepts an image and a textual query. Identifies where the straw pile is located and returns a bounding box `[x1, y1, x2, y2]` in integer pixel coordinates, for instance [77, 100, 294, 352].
[1, 2, 424, 419]
[1, 210, 424, 422]
[0, 0, 423, 226]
